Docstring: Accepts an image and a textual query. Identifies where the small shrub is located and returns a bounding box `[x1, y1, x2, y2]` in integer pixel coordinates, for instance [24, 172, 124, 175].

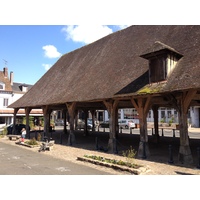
[122, 146, 137, 165]
[25, 138, 38, 145]
[37, 133, 41, 141]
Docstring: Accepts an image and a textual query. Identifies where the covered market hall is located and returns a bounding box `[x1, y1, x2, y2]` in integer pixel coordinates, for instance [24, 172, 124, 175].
[8, 25, 200, 165]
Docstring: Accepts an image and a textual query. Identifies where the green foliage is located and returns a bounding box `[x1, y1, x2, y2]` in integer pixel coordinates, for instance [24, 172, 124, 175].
[37, 133, 41, 141]
[84, 153, 140, 169]
[25, 138, 38, 145]
[160, 118, 165, 123]
[122, 146, 137, 165]
[22, 116, 34, 130]
[0, 126, 7, 137]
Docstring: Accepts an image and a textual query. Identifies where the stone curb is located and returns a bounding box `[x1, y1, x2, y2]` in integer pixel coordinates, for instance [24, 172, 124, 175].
[77, 156, 149, 175]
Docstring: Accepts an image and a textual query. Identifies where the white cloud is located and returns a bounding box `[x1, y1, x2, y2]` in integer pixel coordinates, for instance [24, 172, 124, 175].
[42, 64, 52, 71]
[42, 45, 62, 58]
[116, 25, 130, 30]
[62, 25, 114, 44]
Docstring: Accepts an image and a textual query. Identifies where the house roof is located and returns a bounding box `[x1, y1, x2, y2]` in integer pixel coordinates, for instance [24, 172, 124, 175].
[9, 25, 200, 109]
[0, 69, 12, 92]
[12, 82, 33, 94]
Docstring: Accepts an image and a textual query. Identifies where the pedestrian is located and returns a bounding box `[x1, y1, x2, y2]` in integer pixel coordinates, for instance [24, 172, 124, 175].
[21, 128, 26, 142]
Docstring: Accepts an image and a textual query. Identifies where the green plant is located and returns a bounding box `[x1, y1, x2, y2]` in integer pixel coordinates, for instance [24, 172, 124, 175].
[22, 116, 34, 130]
[83, 153, 140, 169]
[122, 146, 137, 165]
[0, 126, 7, 137]
[25, 138, 38, 145]
[37, 133, 41, 141]
[160, 118, 165, 123]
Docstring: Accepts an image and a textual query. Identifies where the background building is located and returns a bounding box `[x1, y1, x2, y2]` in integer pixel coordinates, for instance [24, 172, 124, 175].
[0, 67, 43, 127]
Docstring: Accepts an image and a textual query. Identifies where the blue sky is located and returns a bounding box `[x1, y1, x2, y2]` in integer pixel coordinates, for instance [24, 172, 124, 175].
[0, 1, 196, 85]
[0, 25, 129, 85]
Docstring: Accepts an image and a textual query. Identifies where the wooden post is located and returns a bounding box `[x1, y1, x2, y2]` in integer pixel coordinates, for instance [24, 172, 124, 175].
[42, 106, 51, 140]
[25, 107, 32, 139]
[152, 105, 160, 143]
[131, 97, 151, 158]
[66, 102, 76, 145]
[12, 108, 19, 134]
[177, 90, 196, 164]
[103, 99, 118, 152]
[90, 109, 96, 132]
[83, 109, 89, 135]
[63, 109, 67, 134]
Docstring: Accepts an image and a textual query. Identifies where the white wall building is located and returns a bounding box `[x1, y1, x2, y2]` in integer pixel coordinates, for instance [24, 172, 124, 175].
[0, 67, 43, 126]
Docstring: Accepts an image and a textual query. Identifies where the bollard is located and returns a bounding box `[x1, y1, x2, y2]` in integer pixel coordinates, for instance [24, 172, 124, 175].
[60, 132, 62, 144]
[161, 129, 164, 137]
[120, 127, 122, 134]
[142, 141, 146, 159]
[152, 128, 154, 135]
[95, 137, 99, 150]
[113, 138, 118, 154]
[197, 147, 200, 169]
[130, 128, 132, 134]
[168, 144, 174, 164]
[173, 129, 175, 137]
[69, 134, 72, 146]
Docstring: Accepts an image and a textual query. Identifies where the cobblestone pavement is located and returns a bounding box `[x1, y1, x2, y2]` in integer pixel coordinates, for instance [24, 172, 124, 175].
[1, 127, 200, 175]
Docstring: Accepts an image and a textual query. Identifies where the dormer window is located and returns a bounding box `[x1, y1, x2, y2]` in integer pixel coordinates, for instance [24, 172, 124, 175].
[19, 84, 28, 92]
[0, 82, 5, 90]
[140, 41, 183, 84]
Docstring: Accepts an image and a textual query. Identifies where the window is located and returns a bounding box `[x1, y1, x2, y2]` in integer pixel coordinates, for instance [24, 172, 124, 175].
[149, 56, 167, 83]
[3, 98, 8, 107]
[140, 41, 183, 84]
[0, 82, 5, 90]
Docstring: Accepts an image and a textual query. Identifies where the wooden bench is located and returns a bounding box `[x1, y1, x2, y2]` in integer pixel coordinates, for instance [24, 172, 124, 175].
[7, 135, 21, 141]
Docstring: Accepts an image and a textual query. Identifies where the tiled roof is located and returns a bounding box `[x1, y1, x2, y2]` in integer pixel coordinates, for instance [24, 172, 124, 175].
[9, 25, 200, 108]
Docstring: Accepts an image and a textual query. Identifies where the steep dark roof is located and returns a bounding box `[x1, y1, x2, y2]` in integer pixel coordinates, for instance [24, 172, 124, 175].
[12, 82, 33, 93]
[9, 25, 200, 108]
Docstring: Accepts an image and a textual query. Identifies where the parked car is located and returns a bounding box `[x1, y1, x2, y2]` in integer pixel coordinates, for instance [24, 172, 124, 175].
[77, 119, 94, 130]
[118, 119, 135, 129]
[55, 119, 69, 126]
[7, 124, 30, 135]
[99, 121, 110, 128]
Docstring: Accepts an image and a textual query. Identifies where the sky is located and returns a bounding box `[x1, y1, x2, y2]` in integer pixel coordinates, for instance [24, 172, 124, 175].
[0, 0, 197, 85]
[0, 25, 129, 85]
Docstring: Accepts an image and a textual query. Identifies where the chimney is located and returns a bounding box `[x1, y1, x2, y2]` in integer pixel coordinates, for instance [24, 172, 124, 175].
[10, 71, 14, 86]
[3, 67, 8, 78]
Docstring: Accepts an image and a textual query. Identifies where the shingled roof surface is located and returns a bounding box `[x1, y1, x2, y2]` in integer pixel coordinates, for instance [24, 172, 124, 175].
[9, 25, 200, 108]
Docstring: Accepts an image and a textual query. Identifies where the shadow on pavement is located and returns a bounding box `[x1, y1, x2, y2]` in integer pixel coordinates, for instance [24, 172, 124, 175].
[29, 128, 200, 171]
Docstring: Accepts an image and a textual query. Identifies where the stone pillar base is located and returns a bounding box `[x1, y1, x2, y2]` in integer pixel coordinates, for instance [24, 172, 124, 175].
[178, 145, 193, 164]
[137, 141, 150, 159]
[107, 138, 117, 153]
[67, 131, 76, 145]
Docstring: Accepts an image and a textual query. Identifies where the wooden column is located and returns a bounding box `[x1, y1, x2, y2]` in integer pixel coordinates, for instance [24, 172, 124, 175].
[66, 102, 76, 145]
[83, 109, 89, 135]
[152, 105, 160, 143]
[131, 97, 151, 158]
[104, 100, 118, 152]
[63, 109, 67, 134]
[74, 110, 78, 130]
[25, 107, 32, 139]
[42, 106, 51, 140]
[177, 90, 196, 164]
[90, 110, 96, 132]
[12, 108, 19, 134]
